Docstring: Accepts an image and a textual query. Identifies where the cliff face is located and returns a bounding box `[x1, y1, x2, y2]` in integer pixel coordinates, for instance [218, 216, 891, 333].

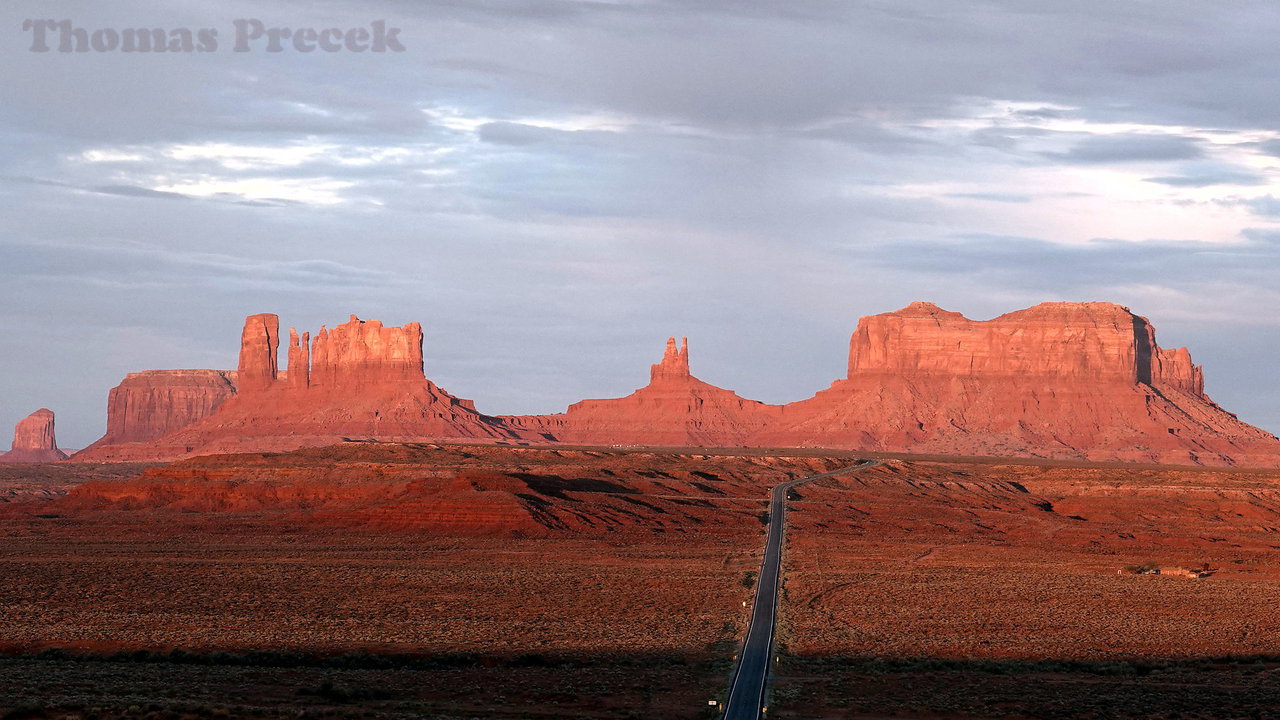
[845, 301, 1205, 390]
[309, 316, 425, 388]
[68, 302, 1280, 467]
[0, 409, 68, 463]
[754, 302, 1274, 464]
[76, 370, 238, 457]
[235, 314, 428, 394]
[237, 313, 279, 393]
[75, 314, 527, 462]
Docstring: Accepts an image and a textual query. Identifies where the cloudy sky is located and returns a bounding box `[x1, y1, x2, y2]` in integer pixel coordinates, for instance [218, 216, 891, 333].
[3, 1, 1280, 447]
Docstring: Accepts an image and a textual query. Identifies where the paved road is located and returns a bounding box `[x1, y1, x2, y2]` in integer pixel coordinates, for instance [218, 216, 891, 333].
[720, 459, 880, 720]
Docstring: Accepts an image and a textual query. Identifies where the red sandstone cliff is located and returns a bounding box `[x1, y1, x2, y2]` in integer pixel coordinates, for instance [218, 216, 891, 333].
[844, 302, 1206, 391]
[506, 337, 782, 447]
[75, 314, 528, 462]
[67, 302, 1280, 467]
[0, 409, 68, 463]
[750, 302, 1277, 465]
[74, 370, 238, 459]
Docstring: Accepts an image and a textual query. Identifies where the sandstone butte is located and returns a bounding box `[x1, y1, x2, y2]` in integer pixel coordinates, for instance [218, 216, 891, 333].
[501, 336, 782, 446]
[69, 302, 1280, 466]
[74, 314, 522, 462]
[0, 408, 69, 463]
[75, 369, 237, 454]
[750, 302, 1279, 465]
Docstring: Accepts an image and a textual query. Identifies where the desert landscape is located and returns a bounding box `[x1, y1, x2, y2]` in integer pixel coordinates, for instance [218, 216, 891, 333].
[6, 446, 1280, 718]
[9, 3, 1280, 718]
[3, 299, 1280, 718]
[772, 460, 1280, 718]
[0, 444, 835, 718]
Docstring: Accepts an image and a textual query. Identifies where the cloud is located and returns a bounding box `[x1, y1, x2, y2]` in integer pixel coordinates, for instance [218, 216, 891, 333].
[0, 239, 396, 290]
[945, 192, 1033, 203]
[799, 120, 947, 155]
[1243, 198, 1280, 218]
[1144, 167, 1268, 187]
[88, 184, 192, 200]
[1256, 139, 1280, 157]
[1044, 133, 1204, 164]
[852, 233, 1280, 306]
[477, 121, 565, 146]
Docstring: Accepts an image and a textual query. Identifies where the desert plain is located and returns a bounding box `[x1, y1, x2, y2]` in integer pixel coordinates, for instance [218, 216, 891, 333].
[3, 444, 1280, 719]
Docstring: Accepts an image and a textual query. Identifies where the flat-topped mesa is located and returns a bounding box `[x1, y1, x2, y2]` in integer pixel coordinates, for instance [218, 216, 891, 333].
[86, 370, 238, 450]
[237, 313, 280, 393]
[848, 301, 1204, 395]
[741, 299, 1277, 465]
[0, 408, 68, 463]
[309, 315, 425, 388]
[649, 336, 690, 383]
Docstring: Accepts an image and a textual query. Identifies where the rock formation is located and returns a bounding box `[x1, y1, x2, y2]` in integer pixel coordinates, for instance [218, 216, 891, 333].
[67, 302, 1280, 467]
[75, 370, 238, 458]
[237, 313, 279, 393]
[310, 315, 425, 387]
[0, 409, 68, 462]
[842, 302, 1208, 392]
[509, 337, 782, 447]
[287, 328, 310, 391]
[652, 337, 690, 381]
[752, 302, 1278, 465]
[75, 314, 528, 462]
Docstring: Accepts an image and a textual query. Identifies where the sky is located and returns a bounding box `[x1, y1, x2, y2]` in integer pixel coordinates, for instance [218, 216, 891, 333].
[3, 1, 1280, 448]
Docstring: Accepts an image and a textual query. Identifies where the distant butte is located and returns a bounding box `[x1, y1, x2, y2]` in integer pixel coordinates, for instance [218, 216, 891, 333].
[75, 314, 522, 462]
[0, 408, 68, 463]
[504, 336, 781, 447]
[69, 302, 1280, 466]
[748, 301, 1275, 464]
[76, 369, 237, 455]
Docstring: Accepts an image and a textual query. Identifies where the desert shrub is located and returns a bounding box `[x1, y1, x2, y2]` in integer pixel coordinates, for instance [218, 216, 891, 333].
[297, 681, 390, 703]
[3, 704, 45, 720]
[509, 653, 555, 667]
[771, 685, 803, 703]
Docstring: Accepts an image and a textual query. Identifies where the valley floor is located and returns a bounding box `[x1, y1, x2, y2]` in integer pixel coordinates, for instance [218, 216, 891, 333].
[2, 445, 1280, 719]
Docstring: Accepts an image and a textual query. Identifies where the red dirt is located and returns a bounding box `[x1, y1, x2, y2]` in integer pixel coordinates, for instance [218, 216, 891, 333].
[782, 460, 1280, 660]
[55, 442, 840, 535]
[7, 445, 1280, 718]
[1, 444, 847, 657]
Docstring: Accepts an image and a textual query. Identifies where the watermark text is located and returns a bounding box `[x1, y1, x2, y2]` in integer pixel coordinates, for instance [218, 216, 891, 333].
[21, 19, 405, 53]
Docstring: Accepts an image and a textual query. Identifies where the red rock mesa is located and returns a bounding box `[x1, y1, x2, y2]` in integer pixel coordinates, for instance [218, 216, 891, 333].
[749, 302, 1277, 464]
[76, 370, 237, 457]
[0, 408, 68, 463]
[71, 302, 1280, 466]
[75, 314, 524, 462]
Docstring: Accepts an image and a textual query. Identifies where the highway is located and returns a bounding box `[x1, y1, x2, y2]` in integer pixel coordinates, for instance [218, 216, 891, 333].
[720, 459, 880, 720]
